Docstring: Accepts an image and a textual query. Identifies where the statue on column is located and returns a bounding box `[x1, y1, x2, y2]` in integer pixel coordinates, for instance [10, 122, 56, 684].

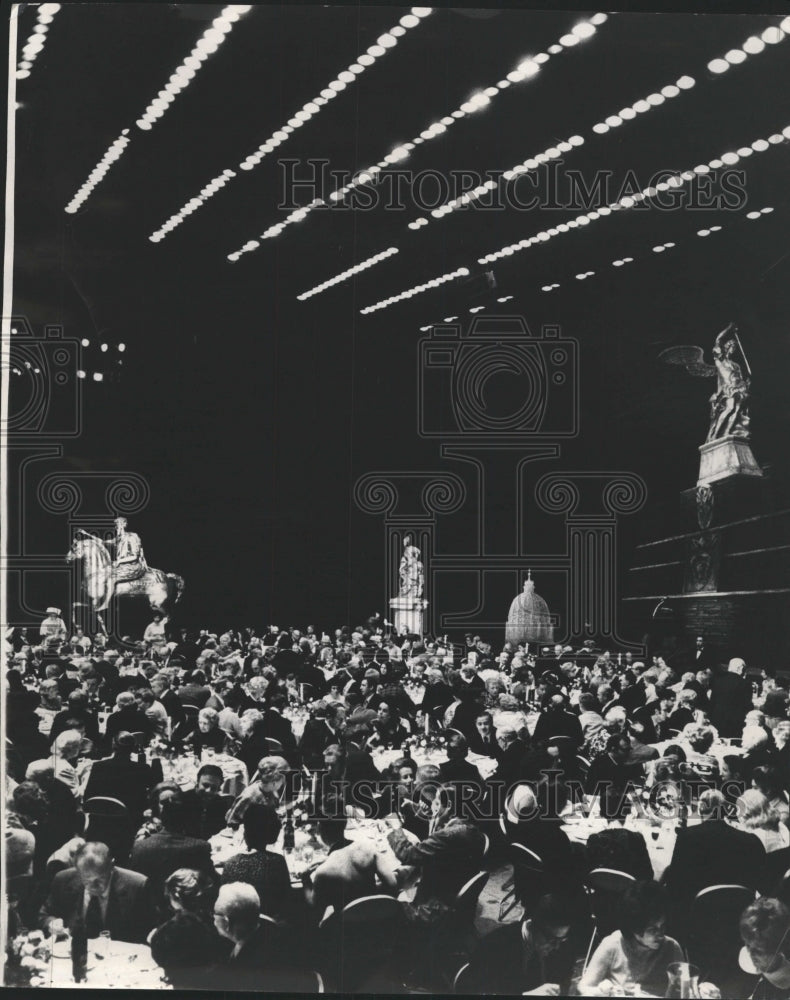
[399, 535, 424, 598]
[659, 324, 762, 486]
[505, 570, 554, 646]
[706, 323, 751, 441]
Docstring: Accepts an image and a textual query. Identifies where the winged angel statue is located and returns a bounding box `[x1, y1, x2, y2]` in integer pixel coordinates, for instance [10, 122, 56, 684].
[659, 323, 752, 442]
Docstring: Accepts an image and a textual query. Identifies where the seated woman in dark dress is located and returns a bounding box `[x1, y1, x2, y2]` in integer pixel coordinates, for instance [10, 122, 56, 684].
[219, 803, 292, 920]
[366, 702, 409, 750]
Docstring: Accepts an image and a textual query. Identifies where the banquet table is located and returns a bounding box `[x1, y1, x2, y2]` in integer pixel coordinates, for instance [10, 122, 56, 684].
[210, 815, 415, 890]
[146, 750, 249, 796]
[560, 796, 700, 881]
[370, 745, 499, 779]
[43, 938, 167, 990]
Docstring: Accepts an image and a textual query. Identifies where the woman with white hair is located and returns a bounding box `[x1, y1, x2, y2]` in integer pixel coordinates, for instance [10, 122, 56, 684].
[736, 789, 790, 852]
[225, 756, 292, 827]
[186, 707, 226, 754]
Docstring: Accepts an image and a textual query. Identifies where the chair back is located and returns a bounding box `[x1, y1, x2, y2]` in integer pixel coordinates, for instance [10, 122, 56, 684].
[586, 867, 636, 894]
[689, 884, 756, 976]
[128, 731, 147, 747]
[778, 868, 790, 907]
[453, 961, 475, 994]
[765, 847, 790, 894]
[182, 704, 200, 719]
[84, 795, 129, 818]
[510, 842, 544, 871]
[338, 894, 403, 925]
[264, 737, 284, 753]
[576, 754, 591, 779]
[548, 735, 576, 757]
[454, 870, 489, 910]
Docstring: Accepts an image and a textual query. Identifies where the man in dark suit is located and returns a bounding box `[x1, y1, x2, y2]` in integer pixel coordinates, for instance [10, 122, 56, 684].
[663, 788, 766, 936]
[299, 703, 346, 771]
[386, 809, 486, 908]
[40, 841, 152, 942]
[438, 733, 484, 787]
[49, 690, 100, 747]
[177, 669, 211, 709]
[709, 657, 754, 738]
[180, 764, 234, 841]
[150, 672, 186, 727]
[532, 694, 584, 748]
[83, 731, 154, 833]
[128, 794, 215, 888]
[617, 670, 647, 716]
[212, 881, 294, 987]
[467, 711, 503, 761]
[262, 694, 297, 756]
[105, 691, 153, 746]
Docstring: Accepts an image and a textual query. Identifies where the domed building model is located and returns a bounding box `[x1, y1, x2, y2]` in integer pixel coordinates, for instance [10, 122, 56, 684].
[505, 570, 554, 646]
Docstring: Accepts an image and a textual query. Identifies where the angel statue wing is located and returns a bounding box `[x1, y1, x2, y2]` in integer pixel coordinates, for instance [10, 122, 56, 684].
[658, 345, 717, 378]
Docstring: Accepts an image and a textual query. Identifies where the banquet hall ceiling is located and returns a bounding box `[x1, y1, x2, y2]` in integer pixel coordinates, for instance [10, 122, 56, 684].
[9, 3, 790, 623]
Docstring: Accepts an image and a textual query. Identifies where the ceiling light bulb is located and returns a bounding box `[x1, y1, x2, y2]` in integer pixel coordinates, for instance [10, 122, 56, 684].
[559, 33, 579, 46]
[572, 21, 596, 38]
[762, 26, 785, 44]
[676, 76, 695, 89]
[708, 58, 729, 73]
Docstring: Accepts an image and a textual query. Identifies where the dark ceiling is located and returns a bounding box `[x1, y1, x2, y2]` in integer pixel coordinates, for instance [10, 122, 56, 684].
[8, 3, 790, 634]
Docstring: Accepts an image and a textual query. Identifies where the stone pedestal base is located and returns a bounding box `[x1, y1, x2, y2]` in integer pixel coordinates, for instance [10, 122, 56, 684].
[389, 596, 428, 637]
[698, 436, 762, 487]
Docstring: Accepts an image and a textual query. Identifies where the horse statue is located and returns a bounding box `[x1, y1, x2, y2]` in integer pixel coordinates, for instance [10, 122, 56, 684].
[67, 532, 184, 633]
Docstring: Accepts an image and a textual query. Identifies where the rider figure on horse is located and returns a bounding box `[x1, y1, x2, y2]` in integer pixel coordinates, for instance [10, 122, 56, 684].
[77, 517, 148, 583]
[108, 516, 148, 583]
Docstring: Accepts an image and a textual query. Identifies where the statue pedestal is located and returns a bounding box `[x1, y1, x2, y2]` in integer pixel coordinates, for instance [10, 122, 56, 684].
[389, 596, 428, 637]
[698, 436, 763, 487]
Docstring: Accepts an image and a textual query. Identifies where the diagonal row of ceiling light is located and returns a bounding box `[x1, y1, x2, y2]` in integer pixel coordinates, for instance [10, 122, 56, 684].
[476, 130, 789, 266]
[360, 123, 790, 316]
[419, 206, 776, 326]
[305, 18, 787, 301]
[64, 6, 251, 215]
[359, 266, 469, 315]
[228, 12, 608, 260]
[16, 3, 61, 80]
[153, 8, 433, 246]
[707, 19, 790, 74]
[297, 248, 399, 300]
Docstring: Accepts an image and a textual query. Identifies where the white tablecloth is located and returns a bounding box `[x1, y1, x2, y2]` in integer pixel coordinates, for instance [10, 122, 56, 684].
[210, 816, 411, 887]
[44, 939, 167, 990]
[370, 746, 498, 780]
[560, 798, 700, 881]
[148, 751, 249, 796]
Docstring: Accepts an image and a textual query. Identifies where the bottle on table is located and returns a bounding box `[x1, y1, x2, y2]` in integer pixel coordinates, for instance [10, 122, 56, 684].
[70, 916, 88, 983]
[283, 813, 295, 852]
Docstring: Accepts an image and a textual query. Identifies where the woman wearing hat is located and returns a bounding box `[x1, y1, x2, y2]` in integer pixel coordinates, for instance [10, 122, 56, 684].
[40, 607, 67, 642]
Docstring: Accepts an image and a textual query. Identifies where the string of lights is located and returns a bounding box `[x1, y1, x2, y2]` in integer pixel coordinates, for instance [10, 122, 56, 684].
[417, 205, 777, 327]
[16, 3, 61, 81]
[137, 6, 252, 132]
[296, 248, 399, 301]
[707, 20, 790, 74]
[359, 266, 469, 315]
[476, 125, 790, 267]
[157, 8, 432, 246]
[229, 12, 607, 260]
[64, 133, 131, 215]
[64, 6, 251, 215]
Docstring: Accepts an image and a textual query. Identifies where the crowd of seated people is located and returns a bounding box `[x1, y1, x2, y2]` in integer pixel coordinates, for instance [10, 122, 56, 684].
[5, 618, 790, 994]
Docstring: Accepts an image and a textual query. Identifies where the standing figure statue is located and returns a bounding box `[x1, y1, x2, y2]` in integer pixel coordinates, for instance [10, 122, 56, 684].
[398, 535, 424, 599]
[706, 323, 751, 441]
[108, 516, 148, 583]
